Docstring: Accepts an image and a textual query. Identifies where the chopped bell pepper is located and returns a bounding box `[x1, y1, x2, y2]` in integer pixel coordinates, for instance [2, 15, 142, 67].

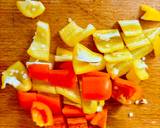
[62, 105, 84, 117]
[122, 33, 151, 51]
[16, 0, 45, 18]
[80, 71, 109, 78]
[46, 115, 67, 128]
[73, 43, 105, 74]
[18, 91, 37, 111]
[104, 48, 133, 63]
[90, 108, 108, 128]
[32, 80, 56, 94]
[37, 94, 62, 115]
[118, 20, 142, 36]
[55, 47, 72, 62]
[106, 61, 132, 78]
[85, 113, 96, 121]
[144, 27, 160, 56]
[81, 99, 98, 114]
[27, 63, 50, 81]
[29, 54, 55, 63]
[27, 21, 50, 61]
[1, 61, 32, 91]
[63, 97, 81, 108]
[59, 20, 96, 47]
[31, 101, 53, 127]
[141, 4, 160, 21]
[67, 117, 88, 128]
[93, 29, 124, 53]
[126, 69, 141, 85]
[112, 77, 142, 104]
[133, 59, 149, 80]
[131, 44, 153, 59]
[81, 75, 112, 100]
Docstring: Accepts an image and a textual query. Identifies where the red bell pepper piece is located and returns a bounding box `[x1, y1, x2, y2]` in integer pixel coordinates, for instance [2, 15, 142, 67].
[31, 101, 53, 127]
[80, 71, 109, 78]
[90, 108, 108, 128]
[57, 61, 73, 71]
[37, 94, 62, 115]
[82, 76, 112, 100]
[67, 117, 88, 128]
[85, 113, 96, 121]
[28, 64, 50, 81]
[62, 105, 84, 117]
[46, 115, 67, 128]
[18, 91, 37, 111]
[112, 77, 142, 104]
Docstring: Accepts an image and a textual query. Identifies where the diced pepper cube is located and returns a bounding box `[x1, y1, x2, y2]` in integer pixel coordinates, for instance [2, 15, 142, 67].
[17, 0, 45, 18]
[93, 29, 124, 53]
[73, 44, 105, 74]
[141, 4, 160, 21]
[27, 21, 50, 61]
[59, 20, 96, 47]
[122, 33, 151, 50]
[67, 117, 88, 128]
[118, 20, 143, 36]
[104, 48, 133, 63]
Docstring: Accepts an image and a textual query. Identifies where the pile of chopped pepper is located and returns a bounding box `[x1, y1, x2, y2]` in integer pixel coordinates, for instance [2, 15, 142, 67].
[1, 1, 160, 128]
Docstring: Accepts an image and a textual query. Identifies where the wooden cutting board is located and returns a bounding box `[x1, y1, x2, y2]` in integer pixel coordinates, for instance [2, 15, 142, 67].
[0, 0, 160, 128]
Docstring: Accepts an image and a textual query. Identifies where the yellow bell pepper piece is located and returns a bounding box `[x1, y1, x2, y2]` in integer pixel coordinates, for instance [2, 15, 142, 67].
[63, 97, 81, 108]
[1, 61, 32, 91]
[29, 54, 54, 63]
[131, 44, 153, 59]
[73, 43, 105, 74]
[56, 86, 81, 104]
[104, 48, 133, 63]
[81, 99, 98, 114]
[27, 21, 50, 61]
[93, 29, 124, 53]
[55, 47, 73, 62]
[141, 4, 160, 21]
[59, 20, 96, 47]
[126, 69, 141, 85]
[122, 33, 151, 50]
[17, 0, 45, 18]
[144, 27, 160, 56]
[32, 80, 56, 94]
[106, 61, 132, 78]
[133, 59, 149, 80]
[118, 20, 143, 36]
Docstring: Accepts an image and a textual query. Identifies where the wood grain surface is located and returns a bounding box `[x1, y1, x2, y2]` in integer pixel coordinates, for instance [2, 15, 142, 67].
[0, 0, 160, 128]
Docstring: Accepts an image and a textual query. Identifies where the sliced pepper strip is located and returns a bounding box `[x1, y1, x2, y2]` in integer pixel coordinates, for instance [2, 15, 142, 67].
[31, 101, 53, 127]
[67, 117, 88, 128]
[118, 20, 143, 36]
[93, 29, 124, 53]
[27, 21, 50, 61]
[141, 4, 160, 21]
[2, 61, 32, 91]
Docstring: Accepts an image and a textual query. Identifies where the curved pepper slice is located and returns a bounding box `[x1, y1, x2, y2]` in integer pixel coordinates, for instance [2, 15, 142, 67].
[104, 48, 133, 63]
[141, 4, 160, 21]
[122, 33, 151, 51]
[73, 43, 105, 74]
[55, 47, 73, 62]
[17, 0, 45, 18]
[27, 21, 50, 61]
[118, 20, 143, 36]
[1, 61, 32, 91]
[112, 77, 142, 104]
[93, 29, 124, 53]
[59, 20, 96, 47]
[31, 101, 53, 127]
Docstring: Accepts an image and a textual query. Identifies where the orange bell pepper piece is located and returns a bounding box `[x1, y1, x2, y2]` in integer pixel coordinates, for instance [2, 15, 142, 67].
[67, 117, 88, 128]
[31, 101, 53, 127]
